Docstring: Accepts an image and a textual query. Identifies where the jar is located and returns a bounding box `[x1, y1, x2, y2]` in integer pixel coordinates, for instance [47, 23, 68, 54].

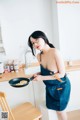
[4, 64, 10, 73]
[14, 64, 19, 72]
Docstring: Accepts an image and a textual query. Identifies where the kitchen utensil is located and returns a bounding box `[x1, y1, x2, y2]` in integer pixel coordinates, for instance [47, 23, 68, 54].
[9, 76, 34, 88]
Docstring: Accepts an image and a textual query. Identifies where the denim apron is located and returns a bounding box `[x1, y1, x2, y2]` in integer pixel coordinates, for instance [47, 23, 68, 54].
[40, 64, 71, 111]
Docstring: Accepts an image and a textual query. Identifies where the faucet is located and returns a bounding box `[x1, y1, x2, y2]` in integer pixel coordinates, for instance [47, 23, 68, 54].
[24, 49, 32, 68]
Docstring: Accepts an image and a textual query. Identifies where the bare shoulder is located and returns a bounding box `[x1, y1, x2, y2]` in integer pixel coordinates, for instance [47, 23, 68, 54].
[50, 48, 60, 55]
[50, 48, 63, 60]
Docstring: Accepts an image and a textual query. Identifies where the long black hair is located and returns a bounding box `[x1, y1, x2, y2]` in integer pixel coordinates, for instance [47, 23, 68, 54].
[28, 30, 55, 56]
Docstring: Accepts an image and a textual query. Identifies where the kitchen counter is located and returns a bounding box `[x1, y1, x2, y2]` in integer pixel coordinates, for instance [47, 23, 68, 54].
[0, 62, 39, 82]
[65, 60, 80, 72]
[65, 65, 80, 72]
[0, 69, 31, 82]
[0, 61, 80, 82]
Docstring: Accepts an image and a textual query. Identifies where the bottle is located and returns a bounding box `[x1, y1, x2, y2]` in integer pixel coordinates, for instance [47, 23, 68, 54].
[7, 60, 14, 72]
[13, 60, 19, 72]
[10, 63, 14, 72]
[4, 64, 10, 73]
[14, 64, 19, 72]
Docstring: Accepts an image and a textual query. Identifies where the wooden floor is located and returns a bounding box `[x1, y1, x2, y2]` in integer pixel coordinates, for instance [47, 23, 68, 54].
[67, 110, 80, 120]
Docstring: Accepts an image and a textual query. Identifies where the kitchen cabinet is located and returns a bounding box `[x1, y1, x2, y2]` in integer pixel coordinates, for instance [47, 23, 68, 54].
[0, 81, 35, 108]
[66, 70, 80, 111]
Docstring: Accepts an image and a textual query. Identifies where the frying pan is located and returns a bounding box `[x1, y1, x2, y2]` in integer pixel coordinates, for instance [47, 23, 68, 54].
[8, 76, 34, 88]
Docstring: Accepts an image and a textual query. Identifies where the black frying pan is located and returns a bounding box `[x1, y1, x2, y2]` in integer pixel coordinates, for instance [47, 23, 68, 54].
[8, 76, 34, 88]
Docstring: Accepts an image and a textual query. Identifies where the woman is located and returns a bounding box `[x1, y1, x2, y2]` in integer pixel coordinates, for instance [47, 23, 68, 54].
[28, 30, 71, 120]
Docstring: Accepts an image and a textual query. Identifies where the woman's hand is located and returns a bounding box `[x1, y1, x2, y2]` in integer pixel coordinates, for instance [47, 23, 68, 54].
[33, 74, 43, 81]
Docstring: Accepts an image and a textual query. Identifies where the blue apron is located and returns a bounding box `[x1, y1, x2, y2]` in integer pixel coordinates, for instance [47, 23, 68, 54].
[40, 64, 71, 111]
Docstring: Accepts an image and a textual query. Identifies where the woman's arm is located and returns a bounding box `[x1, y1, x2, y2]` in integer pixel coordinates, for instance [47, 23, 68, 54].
[53, 49, 65, 78]
[33, 74, 63, 82]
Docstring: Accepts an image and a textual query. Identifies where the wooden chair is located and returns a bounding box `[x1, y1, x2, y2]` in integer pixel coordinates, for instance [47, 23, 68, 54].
[0, 92, 42, 120]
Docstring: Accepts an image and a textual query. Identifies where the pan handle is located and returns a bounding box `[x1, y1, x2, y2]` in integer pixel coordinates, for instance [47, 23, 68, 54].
[29, 76, 35, 81]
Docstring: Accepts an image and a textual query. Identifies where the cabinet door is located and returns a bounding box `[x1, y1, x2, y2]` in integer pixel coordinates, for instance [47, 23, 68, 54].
[32, 81, 45, 107]
[66, 71, 80, 111]
[0, 81, 35, 107]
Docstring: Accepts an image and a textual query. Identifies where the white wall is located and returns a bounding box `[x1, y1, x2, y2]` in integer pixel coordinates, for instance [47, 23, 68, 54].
[1, 1, 80, 61]
[51, 0, 60, 49]
[0, 0, 53, 61]
[57, 3, 80, 60]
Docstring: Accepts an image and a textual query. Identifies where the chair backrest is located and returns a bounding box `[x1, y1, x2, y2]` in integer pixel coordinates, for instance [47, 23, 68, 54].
[0, 92, 15, 120]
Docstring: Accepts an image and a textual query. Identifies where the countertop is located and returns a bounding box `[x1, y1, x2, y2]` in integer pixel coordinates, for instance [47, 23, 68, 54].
[65, 65, 80, 72]
[0, 61, 80, 82]
[0, 69, 31, 82]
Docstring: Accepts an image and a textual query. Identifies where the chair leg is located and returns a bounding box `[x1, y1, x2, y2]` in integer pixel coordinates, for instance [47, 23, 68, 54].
[0, 97, 15, 120]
